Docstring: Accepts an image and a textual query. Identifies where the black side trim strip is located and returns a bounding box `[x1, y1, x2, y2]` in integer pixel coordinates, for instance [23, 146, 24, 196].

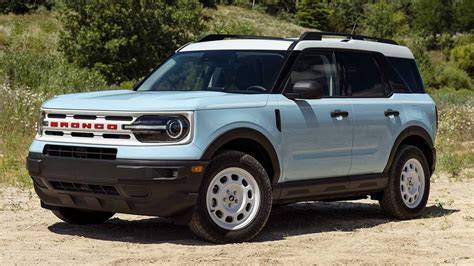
[273, 174, 388, 203]
[275, 109, 281, 132]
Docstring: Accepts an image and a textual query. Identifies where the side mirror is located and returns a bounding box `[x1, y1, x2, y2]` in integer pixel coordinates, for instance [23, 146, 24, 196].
[285, 81, 324, 100]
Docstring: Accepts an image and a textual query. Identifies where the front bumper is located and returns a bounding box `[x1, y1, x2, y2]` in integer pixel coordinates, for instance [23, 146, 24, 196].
[27, 152, 208, 218]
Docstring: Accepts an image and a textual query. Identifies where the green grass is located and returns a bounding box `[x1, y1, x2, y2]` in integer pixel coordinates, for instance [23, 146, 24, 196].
[0, 7, 472, 186]
[430, 89, 474, 179]
[0, 12, 61, 54]
[203, 5, 309, 37]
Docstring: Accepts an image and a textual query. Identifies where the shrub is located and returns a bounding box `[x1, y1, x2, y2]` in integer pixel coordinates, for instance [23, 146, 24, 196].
[451, 43, 474, 75]
[453, 33, 474, 47]
[0, 50, 107, 95]
[211, 20, 257, 35]
[433, 65, 472, 90]
[59, 0, 205, 84]
[262, 0, 297, 16]
[362, 1, 408, 39]
[438, 33, 455, 59]
[296, 0, 330, 30]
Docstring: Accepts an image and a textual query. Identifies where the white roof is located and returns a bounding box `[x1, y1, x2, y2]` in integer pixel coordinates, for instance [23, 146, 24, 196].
[180, 39, 293, 52]
[294, 39, 414, 58]
[180, 38, 414, 59]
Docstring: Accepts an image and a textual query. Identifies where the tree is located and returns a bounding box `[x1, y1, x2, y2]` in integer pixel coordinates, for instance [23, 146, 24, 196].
[261, 0, 297, 15]
[296, 0, 330, 30]
[413, 0, 454, 44]
[362, 1, 409, 39]
[327, 1, 366, 33]
[0, 0, 54, 14]
[59, 0, 205, 84]
[454, 0, 474, 33]
[200, 0, 217, 8]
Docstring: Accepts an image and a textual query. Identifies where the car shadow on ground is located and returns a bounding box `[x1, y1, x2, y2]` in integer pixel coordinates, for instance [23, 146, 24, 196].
[47, 201, 458, 245]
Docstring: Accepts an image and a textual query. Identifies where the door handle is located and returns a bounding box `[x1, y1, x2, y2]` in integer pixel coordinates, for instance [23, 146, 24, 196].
[384, 109, 400, 117]
[330, 110, 349, 118]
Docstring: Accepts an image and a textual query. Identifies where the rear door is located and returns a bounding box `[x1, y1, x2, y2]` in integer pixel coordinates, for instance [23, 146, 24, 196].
[336, 51, 404, 175]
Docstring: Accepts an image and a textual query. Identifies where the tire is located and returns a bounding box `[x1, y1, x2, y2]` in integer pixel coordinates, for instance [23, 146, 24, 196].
[189, 150, 272, 243]
[52, 207, 115, 225]
[379, 145, 430, 219]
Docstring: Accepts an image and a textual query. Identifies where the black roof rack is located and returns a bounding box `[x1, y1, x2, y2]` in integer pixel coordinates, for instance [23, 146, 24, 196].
[197, 34, 291, 42]
[196, 32, 398, 46]
[299, 31, 398, 45]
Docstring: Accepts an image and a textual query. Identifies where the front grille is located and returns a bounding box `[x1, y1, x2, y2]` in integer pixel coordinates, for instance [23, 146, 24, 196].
[50, 181, 119, 195]
[39, 110, 192, 145]
[43, 145, 117, 160]
[40, 111, 137, 144]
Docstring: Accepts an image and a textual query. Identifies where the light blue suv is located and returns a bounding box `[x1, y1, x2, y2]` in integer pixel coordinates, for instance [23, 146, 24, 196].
[27, 32, 437, 243]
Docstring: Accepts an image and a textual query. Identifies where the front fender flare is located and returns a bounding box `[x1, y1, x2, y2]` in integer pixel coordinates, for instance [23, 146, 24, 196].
[201, 128, 281, 183]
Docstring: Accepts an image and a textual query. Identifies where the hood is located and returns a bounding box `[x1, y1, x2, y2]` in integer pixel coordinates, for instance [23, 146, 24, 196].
[42, 90, 269, 111]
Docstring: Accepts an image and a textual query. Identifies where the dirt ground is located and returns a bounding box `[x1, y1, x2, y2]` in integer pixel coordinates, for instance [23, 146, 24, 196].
[0, 176, 473, 265]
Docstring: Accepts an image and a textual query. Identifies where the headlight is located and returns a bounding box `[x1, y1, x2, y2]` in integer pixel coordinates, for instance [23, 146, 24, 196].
[123, 115, 190, 143]
[37, 111, 47, 136]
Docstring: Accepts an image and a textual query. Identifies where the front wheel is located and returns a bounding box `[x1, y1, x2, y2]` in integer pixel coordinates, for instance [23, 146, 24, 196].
[52, 207, 114, 224]
[189, 150, 272, 243]
[379, 145, 430, 219]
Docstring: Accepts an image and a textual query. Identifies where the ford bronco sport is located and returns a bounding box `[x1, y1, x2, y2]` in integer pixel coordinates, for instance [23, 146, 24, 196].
[27, 32, 437, 243]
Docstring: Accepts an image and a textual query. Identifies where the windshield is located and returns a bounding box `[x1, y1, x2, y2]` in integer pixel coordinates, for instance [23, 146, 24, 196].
[137, 50, 286, 94]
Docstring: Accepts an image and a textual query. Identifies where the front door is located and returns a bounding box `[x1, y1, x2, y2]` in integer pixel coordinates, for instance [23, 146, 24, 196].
[278, 49, 353, 182]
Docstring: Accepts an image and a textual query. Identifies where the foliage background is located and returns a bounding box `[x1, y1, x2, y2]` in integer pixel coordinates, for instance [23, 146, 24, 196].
[0, 0, 472, 186]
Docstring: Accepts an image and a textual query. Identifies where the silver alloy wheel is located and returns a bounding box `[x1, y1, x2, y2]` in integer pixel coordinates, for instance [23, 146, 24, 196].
[206, 167, 261, 231]
[400, 158, 425, 208]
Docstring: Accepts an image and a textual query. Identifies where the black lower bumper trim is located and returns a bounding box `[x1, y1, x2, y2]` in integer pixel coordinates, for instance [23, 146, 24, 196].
[27, 152, 208, 218]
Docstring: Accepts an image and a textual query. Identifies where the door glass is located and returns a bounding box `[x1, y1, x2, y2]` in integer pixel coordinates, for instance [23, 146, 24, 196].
[338, 51, 385, 97]
[388, 57, 425, 93]
[286, 50, 339, 97]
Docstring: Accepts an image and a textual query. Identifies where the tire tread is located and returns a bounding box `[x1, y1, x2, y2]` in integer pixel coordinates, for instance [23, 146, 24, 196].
[379, 145, 430, 219]
[189, 150, 272, 243]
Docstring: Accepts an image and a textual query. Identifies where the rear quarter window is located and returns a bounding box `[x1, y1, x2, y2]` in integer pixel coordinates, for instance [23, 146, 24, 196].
[387, 57, 425, 93]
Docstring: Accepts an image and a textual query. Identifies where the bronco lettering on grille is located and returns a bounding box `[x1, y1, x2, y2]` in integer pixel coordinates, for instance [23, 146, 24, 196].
[49, 122, 118, 130]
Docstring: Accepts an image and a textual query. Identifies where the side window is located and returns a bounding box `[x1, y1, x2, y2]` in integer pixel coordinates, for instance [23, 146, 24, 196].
[338, 51, 386, 97]
[286, 50, 340, 97]
[387, 57, 425, 93]
[374, 54, 410, 93]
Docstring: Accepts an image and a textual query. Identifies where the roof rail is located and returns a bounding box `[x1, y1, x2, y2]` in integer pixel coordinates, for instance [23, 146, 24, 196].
[197, 34, 290, 42]
[299, 32, 398, 45]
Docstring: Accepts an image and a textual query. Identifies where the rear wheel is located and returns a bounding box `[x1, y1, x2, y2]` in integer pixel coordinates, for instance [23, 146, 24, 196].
[189, 150, 272, 243]
[379, 145, 430, 219]
[52, 207, 114, 224]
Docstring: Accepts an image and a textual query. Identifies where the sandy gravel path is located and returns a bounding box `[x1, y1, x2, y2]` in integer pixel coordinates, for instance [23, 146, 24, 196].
[0, 177, 473, 265]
